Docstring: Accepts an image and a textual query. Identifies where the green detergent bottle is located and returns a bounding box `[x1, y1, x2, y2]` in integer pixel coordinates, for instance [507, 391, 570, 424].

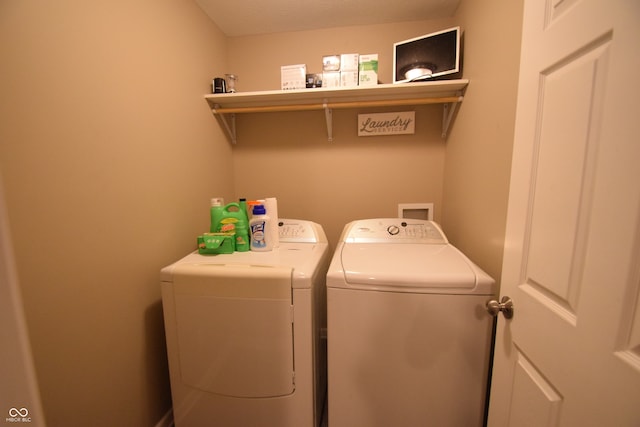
[235, 199, 250, 252]
[210, 200, 250, 252]
[209, 197, 225, 233]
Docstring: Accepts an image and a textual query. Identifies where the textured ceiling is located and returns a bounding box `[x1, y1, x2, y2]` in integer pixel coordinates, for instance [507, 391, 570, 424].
[195, 0, 461, 37]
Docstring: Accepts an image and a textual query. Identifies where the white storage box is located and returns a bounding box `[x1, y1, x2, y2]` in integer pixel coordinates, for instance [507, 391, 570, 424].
[281, 64, 307, 90]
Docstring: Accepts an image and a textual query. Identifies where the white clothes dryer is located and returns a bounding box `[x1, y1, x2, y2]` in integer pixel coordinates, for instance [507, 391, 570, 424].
[161, 219, 330, 427]
[326, 218, 496, 427]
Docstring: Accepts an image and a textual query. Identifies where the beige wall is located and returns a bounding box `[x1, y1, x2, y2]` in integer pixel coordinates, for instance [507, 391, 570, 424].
[228, 21, 456, 246]
[0, 2, 231, 426]
[443, 0, 524, 286]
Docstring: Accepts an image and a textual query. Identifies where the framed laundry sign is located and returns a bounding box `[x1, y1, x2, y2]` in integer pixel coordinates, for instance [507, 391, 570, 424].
[358, 111, 415, 136]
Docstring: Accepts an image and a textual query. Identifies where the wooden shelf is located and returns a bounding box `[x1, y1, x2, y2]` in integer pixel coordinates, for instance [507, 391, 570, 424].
[204, 79, 468, 143]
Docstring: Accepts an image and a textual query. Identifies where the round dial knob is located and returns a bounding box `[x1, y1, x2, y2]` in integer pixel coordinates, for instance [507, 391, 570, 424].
[387, 225, 400, 235]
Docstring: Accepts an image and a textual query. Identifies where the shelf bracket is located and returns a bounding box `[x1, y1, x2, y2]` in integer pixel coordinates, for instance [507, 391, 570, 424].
[213, 105, 237, 144]
[441, 92, 462, 138]
[323, 101, 333, 142]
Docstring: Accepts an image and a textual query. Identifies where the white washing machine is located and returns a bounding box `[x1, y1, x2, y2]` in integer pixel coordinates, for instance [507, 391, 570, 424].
[327, 218, 496, 427]
[161, 219, 330, 427]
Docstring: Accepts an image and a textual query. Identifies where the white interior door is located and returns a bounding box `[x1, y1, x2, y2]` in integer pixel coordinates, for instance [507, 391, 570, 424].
[488, 0, 640, 425]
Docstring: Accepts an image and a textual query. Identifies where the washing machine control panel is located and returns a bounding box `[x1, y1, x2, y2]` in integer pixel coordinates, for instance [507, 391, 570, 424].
[344, 219, 448, 244]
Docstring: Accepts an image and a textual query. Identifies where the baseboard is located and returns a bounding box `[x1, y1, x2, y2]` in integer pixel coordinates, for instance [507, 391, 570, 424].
[155, 408, 174, 427]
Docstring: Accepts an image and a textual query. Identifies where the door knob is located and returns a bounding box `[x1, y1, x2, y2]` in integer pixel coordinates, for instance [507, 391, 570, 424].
[486, 296, 514, 319]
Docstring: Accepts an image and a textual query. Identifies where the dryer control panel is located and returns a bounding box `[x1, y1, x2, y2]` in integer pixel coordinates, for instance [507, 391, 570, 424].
[278, 219, 324, 243]
[342, 218, 448, 244]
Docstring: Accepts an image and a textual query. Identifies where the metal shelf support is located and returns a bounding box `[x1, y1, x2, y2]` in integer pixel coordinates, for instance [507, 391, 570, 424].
[214, 105, 237, 144]
[324, 102, 333, 142]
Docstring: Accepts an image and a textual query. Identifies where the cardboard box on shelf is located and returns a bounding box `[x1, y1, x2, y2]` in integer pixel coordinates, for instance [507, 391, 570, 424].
[341, 71, 359, 87]
[281, 64, 307, 90]
[322, 71, 341, 88]
[358, 54, 378, 86]
[340, 53, 359, 71]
